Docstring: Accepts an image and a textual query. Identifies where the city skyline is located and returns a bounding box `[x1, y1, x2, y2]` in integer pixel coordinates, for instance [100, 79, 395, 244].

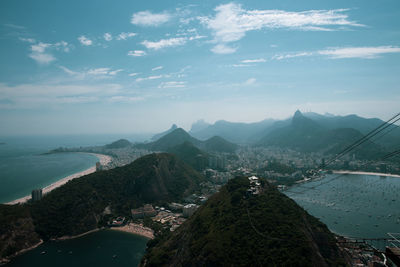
[1, 0, 399, 135]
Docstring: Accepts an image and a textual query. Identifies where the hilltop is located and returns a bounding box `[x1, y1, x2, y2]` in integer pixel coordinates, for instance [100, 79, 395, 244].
[0, 153, 205, 260]
[141, 177, 346, 266]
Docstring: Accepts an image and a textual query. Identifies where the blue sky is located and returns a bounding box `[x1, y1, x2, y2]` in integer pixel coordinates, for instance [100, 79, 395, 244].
[0, 0, 399, 135]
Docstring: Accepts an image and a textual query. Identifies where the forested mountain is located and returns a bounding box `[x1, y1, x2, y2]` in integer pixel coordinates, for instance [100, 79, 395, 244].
[0, 153, 205, 260]
[141, 177, 346, 266]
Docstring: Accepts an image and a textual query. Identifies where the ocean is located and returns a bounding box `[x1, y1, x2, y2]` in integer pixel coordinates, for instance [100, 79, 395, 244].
[284, 174, 400, 240]
[0, 135, 151, 266]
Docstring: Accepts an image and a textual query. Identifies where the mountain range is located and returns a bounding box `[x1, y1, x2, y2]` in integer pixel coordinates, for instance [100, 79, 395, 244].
[139, 128, 238, 154]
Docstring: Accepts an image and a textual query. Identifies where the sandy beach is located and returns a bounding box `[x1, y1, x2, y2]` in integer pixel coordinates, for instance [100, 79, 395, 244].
[333, 170, 400, 178]
[6, 153, 112, 205]
[110, 223, 154, 239]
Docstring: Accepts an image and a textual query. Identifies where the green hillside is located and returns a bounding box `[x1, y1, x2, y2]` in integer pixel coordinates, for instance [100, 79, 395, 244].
[141, 177, 346, 266]
[0, 153, 205, 260]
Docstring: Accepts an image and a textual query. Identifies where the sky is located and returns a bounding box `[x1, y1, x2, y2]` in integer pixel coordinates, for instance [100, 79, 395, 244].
[0, 0, 399, 135]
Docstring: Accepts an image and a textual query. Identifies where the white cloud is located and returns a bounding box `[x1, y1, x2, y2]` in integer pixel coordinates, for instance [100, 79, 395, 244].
[271, 46, 400, 60]
[142, 37, 187, 50]
[78, 35, 93, 46]
[29, 53, 56, 64]
[158, 81, 186, 88]
[19, 37, 36, 43]
[127, 50, 146, 57]
[104, 33, 112, 41]
[28, 42, 70, 65]
[87, 68, 110, 75]
[54, 41, 70, 52]
[211, 44, 237, 54]
[244, 78, 256, 85]
[109, 69, 124, 76]
[117, 32, 137, 40]
[31, 42, 51, 53]
[152, 66, 163, 71]
[241, 58, 266, 63]
[136, 75, 165, 82]
[131, 11, 171, 26]
[272, 52, 313, 60]
[129, 72, 139, 76]
[200, 3, 363, 53]
[318, 46, 400, 59]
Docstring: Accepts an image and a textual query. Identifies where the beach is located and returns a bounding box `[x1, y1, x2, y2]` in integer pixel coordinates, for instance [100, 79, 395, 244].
[110, 223, 154, 239]
[333, 170, 400, 178]
[6, 153, 112, 205]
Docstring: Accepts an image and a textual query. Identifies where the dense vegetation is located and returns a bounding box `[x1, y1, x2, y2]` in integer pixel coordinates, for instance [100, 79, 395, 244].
[142, 177, 346, 266]
[0, 153, 205, 260]
[0, 204, 41, 262]
[167, 141, 209, 171]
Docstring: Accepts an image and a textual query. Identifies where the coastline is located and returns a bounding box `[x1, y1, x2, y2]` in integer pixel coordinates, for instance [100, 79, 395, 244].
[110, 223, 154, 239]
[5, 153, 112, 205]
[55, 228, 102, 241]
[333, 170, 400, 178]
[0, 239, 43, 265]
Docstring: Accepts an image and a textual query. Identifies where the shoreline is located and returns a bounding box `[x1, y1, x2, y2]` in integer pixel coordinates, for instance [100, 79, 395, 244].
[54, 228, 102, 241]
[0, 239, 43, 265]
[110, 223, 154, 239]
[5, 153, 112, 205]
[332, 170, 400, 178]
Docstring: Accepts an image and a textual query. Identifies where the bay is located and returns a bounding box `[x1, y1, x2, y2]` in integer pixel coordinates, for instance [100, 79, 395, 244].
[5, 230, 149, 267]
[284, 174, 400, 241]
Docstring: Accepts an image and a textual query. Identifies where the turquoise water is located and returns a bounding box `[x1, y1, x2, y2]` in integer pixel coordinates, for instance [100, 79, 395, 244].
[5, 230, 149, 267]
[285, 174, 400, 239]
[0, 135, 122, 203]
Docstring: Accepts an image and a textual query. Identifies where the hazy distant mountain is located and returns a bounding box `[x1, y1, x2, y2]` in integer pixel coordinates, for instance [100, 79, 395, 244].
[303, 112, 400, 148]
[142, 128, 238, 153]
[189, 119, 211, 133]
[147, 128, 201, 151]
[151, 124, 178, 141]
[202, 136, 238, 153]
[142, 177, 346, 266]
[104, 138, 132, 149]
[259, 110, 385, 157]
[190, 119, 276, 144]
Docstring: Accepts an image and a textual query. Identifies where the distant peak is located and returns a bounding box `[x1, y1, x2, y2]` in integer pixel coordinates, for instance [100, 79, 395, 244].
[171, 124, 178, 129]
[293, 110, 303, 118]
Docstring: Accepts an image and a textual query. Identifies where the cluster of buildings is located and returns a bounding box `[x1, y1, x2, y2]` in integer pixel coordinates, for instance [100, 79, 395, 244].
[131, 204, 157, 219]
[247, 176, 262, 196]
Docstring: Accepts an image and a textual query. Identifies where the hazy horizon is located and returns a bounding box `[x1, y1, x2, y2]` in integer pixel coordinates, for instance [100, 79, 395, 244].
[1, 0, 399, 135]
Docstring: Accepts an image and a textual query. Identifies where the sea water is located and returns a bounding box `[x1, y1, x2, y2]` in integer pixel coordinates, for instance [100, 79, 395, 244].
[0, 135, 128, 203]
[284, 174, 400, 240]
[5, 230, 149, 267]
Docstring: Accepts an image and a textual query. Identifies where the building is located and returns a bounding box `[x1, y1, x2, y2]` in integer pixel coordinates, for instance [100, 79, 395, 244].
[183, 204, 198, 218]
[31, 189, 42, 202]
[96, 162, 102, 171]
[131, 204, 157, 219]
